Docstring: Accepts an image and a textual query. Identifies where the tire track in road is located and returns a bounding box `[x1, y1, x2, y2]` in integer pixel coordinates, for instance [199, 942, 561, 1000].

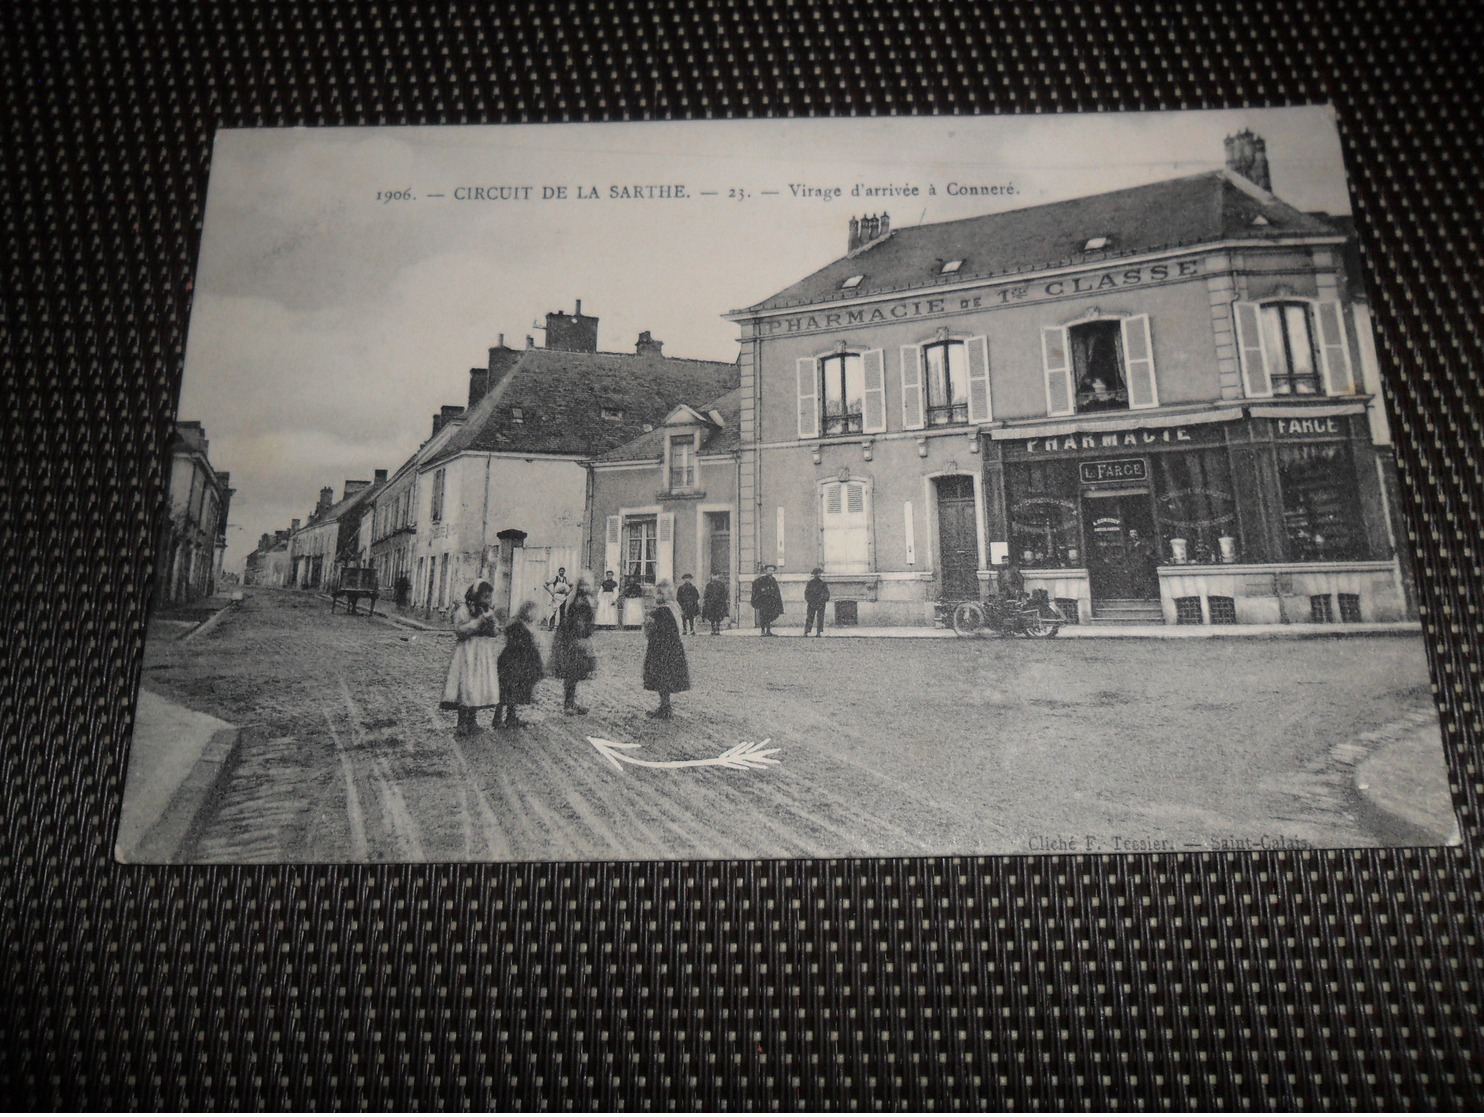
[335, 677, 426, 862]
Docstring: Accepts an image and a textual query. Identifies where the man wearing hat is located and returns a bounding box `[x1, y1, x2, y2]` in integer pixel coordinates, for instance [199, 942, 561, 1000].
[750, 564, 784, 637]
[803, 566, 831, 637]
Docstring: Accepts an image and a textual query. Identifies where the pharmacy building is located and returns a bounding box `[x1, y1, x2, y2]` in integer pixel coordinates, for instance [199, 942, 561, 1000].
[725, 145, 1410, 627]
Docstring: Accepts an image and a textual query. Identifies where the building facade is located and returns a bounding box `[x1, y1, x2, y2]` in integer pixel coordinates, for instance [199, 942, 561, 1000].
[726, 139, 1406, 627]
[584, 390, 741, 619]
[412, 309, 738, 616]
[156, 420, 234, 604]
[289, 473, 386, 590]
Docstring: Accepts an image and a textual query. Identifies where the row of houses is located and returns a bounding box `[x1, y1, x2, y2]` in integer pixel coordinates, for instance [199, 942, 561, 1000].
[248, 132, 1416, 628]
[156, 421, 234, 604]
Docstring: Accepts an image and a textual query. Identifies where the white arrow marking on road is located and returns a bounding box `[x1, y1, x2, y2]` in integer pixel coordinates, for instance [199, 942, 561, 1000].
[586, 737, 781, 773]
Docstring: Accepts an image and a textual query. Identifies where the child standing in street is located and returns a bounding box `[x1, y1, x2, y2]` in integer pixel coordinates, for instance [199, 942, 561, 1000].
[496, 600, 543, 729]
[441, 580, 503, 736]
[643, 579, 690, 719]
[676, 573, 701, 635]
[702, 571, 729, 635]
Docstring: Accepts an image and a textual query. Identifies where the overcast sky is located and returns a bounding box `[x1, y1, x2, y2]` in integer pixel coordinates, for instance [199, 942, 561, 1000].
[177, 106, 1352, 571]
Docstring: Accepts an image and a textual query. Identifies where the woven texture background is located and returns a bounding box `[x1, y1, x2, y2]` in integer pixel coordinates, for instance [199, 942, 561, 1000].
[4, 0, 1482, 1107]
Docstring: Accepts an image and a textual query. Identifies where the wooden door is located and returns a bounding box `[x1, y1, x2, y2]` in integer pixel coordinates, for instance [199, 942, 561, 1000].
[936, 476, 979, 600]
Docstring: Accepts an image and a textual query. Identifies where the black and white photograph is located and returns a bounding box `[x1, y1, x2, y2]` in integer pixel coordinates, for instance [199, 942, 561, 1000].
[119, 106, 1457, 863]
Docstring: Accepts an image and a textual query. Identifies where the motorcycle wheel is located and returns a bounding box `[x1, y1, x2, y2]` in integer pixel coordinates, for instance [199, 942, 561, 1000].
[1023, 613, 1060, 638]
[952, 601, 987, 637]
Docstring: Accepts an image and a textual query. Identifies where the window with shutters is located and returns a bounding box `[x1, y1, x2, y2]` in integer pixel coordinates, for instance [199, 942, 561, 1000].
[1070, 320, 1129, 412]
[820, 353, 865, 435]
[922, 341, 969, 426]
[623, 516, 659, 584]
[820, 479, 871, 573]
[1259, 302, 1322, 396]
[430, 468, 446, 523]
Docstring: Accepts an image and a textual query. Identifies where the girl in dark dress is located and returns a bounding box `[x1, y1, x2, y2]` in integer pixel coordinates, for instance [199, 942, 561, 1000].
[550, 571, 598, 715]
[496, 600, 544, 728]
[701, 572, 730, 635]
[642, 579, 690, 719]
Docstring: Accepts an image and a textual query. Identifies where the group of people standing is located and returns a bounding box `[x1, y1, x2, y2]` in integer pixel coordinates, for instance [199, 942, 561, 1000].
[748, 564, 831, 637]
[440, 570, 693, 735]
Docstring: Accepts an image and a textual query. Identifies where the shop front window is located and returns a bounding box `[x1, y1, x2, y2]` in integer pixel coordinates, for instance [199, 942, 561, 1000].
[1153, 450, 1239, 565]
[1071, 320, 1128, 413]
[1006, 460, 1082, 567]
[820, 353, 865, 435]
[1277, 443, 1365, 560]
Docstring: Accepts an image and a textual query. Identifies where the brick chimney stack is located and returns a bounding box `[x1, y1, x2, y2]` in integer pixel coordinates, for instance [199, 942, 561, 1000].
[635, 331, 664, 357]
[848, 212, 892, 253]
[374, 469, 387, 484]
[544, 300, 599, 352]
[1224, 129, 1272, 192]
[431, 404, 465, 438]
[316, 487, 333, 516]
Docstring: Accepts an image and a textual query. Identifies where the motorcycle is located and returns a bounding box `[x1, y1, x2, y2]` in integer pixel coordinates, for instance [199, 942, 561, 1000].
[941, 589, 1064, 638]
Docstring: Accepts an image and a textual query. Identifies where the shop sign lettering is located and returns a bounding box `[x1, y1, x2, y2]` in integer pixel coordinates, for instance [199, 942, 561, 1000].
[1080, 458, 1148, 484]
[760, 260, 1201, 335]
[1276, 416, 1342, 437]
[1027, 427, 1193, 454]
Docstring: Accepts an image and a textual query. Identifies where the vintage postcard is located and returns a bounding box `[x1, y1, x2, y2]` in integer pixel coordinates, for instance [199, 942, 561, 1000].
[119, 107, 1458, 863]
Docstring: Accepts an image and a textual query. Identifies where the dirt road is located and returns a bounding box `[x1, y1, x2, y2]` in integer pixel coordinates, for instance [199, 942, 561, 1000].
[136, 588, 1445, 861]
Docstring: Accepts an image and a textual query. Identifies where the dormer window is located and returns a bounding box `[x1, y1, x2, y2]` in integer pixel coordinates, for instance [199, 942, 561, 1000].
[1083, 236, 1111, 252]
[601, 406, 624, 421]
[1251, 214, 1270, 226]
[668, 434, 696, 490]
[840, 275, 864, 290]
[511, 407, 524, 423]
[939, 260, 963, 274]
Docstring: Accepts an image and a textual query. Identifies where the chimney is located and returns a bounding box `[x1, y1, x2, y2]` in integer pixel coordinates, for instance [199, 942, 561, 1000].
[316, 487, 333, 515]
[526, 335, 534, 350]
[431, 404, 465, 438]
[544, 301, 599, 352]
[290, 518, 301, 532]
[848, 212, 891, 253]
[635, 331, 664, 357]
[468, 365, 490, 408]
[373, 469, 388, 484]
[1225, 128, 1272, 192]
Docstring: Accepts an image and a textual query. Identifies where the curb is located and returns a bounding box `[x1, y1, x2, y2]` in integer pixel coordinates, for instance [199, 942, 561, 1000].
[117, 720, 244, 863]
[716, 622, 1422, 640]
[178, 599, 240, 642]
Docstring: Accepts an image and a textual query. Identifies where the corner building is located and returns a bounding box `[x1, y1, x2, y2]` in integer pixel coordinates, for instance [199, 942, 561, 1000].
[727, 156, 1407, 627]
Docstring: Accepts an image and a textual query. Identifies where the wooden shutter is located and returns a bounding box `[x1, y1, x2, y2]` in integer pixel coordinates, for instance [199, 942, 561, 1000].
[965, 334, 992, 423]
[1042, 326, 1074, 416]
[861, 348, 887, 433]
[1121, 314, 1158, 409]
[604, 515, 621, 575]
[657, 512, 675, 584]
[899, 344, 925, 430]
[796, 357, 819, 439]
[1314, 300, 1352, 395]
[1234, 301, 1272, 397]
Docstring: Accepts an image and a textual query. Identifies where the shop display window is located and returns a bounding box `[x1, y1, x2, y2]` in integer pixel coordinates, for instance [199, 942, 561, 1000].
[1006, 460, 1081, 567]
[1277, 442, 1365, 561]
[1153, 449, 1238, 565]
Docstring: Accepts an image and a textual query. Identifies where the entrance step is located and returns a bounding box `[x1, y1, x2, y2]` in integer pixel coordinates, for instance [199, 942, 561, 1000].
[1089, 598, 1165, 624]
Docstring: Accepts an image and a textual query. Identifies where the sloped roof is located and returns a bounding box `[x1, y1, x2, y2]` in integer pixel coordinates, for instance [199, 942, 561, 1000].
[592, 386, 744, 463]
[307, 479, 385, 528]
[427, 348, 739, 464]
[740, 170, 1343, 314]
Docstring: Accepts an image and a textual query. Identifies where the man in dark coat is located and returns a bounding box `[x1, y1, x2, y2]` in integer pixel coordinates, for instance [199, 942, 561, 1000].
[749, 564, 784, 636]
[550, 576, 597, 715]
[701, 572, 730, 635]
[643, 581, 690, 719]
[803, 567, 830, 636]
[676, 573, 701, 635]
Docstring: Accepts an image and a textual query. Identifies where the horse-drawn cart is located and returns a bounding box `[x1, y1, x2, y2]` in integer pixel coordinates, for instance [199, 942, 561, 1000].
[329, 565, 379, 617]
